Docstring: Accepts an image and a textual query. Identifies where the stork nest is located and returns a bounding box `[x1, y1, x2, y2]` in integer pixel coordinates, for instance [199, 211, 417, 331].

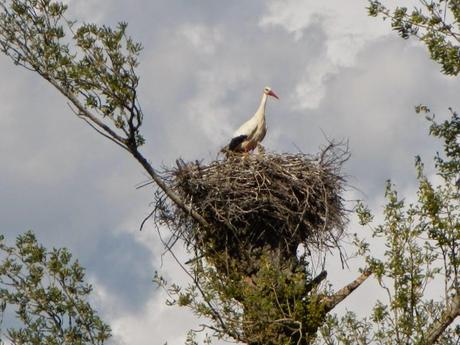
[154, 144, 349, 261]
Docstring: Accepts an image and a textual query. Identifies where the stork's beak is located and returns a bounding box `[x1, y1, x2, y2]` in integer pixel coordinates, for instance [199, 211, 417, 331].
[268, 90, 279, 99]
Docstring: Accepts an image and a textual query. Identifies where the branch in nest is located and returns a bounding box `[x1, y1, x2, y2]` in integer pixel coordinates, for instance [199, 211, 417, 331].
[131, 148, 209, 228]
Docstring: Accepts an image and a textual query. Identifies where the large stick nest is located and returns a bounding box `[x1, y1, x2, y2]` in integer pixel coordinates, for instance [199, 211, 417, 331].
[154, 144, 349, 261]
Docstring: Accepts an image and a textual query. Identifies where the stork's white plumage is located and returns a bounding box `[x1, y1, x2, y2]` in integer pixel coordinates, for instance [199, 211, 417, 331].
[226, 86, 279, 153]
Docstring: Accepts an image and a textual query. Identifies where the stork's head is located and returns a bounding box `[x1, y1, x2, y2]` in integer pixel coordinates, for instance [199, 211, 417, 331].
[264, 86, 279, 99]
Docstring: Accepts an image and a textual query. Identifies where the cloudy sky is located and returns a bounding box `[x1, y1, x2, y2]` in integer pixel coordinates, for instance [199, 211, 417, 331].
[1, 0, 460, 344]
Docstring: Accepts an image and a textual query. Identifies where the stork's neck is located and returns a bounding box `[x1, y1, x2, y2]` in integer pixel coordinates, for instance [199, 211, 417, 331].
[255, 93, 268, 120]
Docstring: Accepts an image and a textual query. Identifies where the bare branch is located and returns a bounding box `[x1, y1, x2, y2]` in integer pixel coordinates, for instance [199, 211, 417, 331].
[50, 75, 209, 229]
[45, 76, 128, 146]
[79, 115, 130, 152]
[322, 268, 372, 312]
[305, 270, 327, 293]
[130, 148, 209, 228]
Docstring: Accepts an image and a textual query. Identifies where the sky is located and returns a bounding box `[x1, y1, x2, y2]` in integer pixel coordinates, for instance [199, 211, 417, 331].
[1, 0, 460, 344]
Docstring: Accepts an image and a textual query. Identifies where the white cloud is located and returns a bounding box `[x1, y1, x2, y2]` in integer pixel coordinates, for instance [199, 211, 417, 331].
[292, 59, 335, 110]
[110, 292, 197, 345]
[62, 0, 109, 23]
[260, 0, 390, 109]
[179, 24, 223, 56]
[93, 234, 216, 345]
[184, 69, 250, 147]
[260, 0, 387, 54]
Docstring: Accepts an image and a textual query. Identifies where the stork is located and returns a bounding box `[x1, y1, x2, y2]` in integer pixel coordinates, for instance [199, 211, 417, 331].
[224, 86, 279, 154]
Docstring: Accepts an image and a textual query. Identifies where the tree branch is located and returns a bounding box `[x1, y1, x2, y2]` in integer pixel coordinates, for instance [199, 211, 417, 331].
[45, 76, 129, 149]
[424, 294, 460, 345]
[305, 270, 327, 293]
[130, 148, 209, 228]
[321, 268, 372, 313]
[47, 74, 210, 229]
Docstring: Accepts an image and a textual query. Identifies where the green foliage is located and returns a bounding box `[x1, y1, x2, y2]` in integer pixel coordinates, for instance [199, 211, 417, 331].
[429, 108, 460, 181]
[155, 250, 333, 345]
[317, 110, 460, 344]
[0, 0, 144, 148]
[319, 4, 460, 343]
[0, 231, 111, 344]
[368, 0, 460, 76]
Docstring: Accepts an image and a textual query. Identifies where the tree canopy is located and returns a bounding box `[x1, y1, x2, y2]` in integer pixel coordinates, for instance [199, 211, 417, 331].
[0, 231, 110, 344]
[0, 0, 459, 344]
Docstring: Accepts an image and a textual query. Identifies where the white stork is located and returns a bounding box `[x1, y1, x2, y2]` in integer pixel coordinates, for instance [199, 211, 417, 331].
[225, 86, 279, 154]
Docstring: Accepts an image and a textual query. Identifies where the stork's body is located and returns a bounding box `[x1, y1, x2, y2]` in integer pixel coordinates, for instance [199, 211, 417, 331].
[226, 87, 278, 153]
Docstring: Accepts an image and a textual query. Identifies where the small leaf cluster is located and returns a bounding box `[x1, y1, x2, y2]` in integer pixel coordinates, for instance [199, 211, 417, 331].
[0, 231, 111, 344]
[368, 0, 460, 76]
[429, 108, 460, 181]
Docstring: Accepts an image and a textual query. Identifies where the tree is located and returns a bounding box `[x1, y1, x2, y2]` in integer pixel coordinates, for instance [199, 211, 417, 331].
[154, 148, 371, 344]
[316, 113, 460, 343]
[0, 0, 205, 228]
[2, 0, 459, 344]
[311, 1, 460, 344]
[0, 231, 111, 344]
[0, 0, 371, 344]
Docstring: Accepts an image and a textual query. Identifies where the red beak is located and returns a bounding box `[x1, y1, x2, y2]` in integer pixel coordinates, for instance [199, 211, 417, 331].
[268, 90, 279, 99]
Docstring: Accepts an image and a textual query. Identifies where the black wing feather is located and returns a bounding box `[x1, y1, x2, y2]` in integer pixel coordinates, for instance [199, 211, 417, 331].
[228, 135, 248, 151]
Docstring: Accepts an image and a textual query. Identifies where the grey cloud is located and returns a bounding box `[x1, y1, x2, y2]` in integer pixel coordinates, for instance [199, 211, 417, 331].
[271, 37, 460, 198]
[1, 1, 459, 343]
[86, 231, 155, 313]
[136, 12, 328, 163]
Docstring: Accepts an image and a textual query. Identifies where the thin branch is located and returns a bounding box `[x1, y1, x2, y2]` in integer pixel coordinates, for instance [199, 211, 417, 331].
[77, 113, 130, 152]
[45, 76, 128, 146]
[50, 71, 209, 229]
[155, 226, 241, 342]
[321, 268, 372, 313]
[130, 148, 209, 228]
[139, 208, 155, 232]
[305, 270, 327, 293]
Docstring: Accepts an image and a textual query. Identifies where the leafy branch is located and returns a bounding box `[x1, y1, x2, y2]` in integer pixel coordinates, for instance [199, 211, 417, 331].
[368, 0, 460, 75]
[0, 231, 111, 344]
[0, 0, 208, 228]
